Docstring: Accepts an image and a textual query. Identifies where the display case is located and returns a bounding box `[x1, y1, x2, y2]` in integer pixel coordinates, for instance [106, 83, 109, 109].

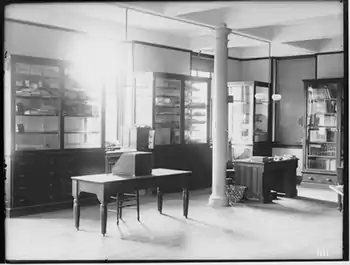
[302, 78, 343, 184]
[5, 54, 105, 217]
[131, 72, 211, 146]
[228, 81, 272, 160]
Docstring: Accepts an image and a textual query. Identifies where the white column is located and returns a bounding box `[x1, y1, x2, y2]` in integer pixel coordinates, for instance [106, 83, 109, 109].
[209, 24, 230, 207]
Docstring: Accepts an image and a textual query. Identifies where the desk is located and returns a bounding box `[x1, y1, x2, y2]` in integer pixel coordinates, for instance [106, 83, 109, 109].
[234, 157, 298, 203]
[71, 168, 191, 236]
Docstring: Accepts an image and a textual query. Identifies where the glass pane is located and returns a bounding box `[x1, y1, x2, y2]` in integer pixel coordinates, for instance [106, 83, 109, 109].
[197, 71, 211, 78]
[307, 157, 336, 171]
[228, 83, 254, 144]
[254, 86, 269, 142]
[14, 62, 61, 150]
[63, 64, 102, 148]
[306, 82, 339, 171]
[231, 145, 253, 160]
[184, 80, 208, 144]
[154, 77, 181, 145]
[64, 133, 101, 149]
[16, 133, 60, 150]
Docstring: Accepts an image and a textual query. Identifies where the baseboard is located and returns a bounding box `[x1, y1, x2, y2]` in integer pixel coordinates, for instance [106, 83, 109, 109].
[6, 197, 99, 218]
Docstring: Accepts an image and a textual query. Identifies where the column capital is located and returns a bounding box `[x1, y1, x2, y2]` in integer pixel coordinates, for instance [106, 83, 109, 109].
[215, 23, 231, 38]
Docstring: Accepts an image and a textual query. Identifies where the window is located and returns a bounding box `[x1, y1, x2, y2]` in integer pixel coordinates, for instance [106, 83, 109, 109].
[191, 70, 212, 78]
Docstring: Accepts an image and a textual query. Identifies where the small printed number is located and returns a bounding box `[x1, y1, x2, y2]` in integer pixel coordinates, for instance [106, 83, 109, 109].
[317, 248, 329, 257]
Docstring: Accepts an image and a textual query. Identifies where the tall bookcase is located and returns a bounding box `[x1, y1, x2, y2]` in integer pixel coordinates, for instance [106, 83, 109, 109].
[4, 54, 106, 216]
[302, 78, 343, 184]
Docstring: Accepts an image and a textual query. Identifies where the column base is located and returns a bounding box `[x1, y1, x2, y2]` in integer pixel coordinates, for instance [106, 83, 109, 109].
[208, 194, 228, 208]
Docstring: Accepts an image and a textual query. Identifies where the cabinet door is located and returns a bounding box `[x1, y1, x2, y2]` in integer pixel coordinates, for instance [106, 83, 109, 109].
[254, 84, 269, 143]
[184, 79, 209, 144]
[154, 76, 182, 145]
[228, 83, 254, 145]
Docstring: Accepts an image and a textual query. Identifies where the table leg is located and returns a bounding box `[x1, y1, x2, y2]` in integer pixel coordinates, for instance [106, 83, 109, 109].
[338, 194, 343, 212]
[182, 188, 189, 218]
[72, 180, 80, 231]
[157, 187, 163, 214]
[100, 202, 108, 236]
[73, 196, 80, 231]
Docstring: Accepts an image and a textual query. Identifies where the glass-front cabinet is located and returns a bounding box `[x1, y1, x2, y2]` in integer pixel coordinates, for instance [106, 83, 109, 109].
[302, 78, 343, 184]
[9, 55, 105, 152]
[228, 81, 272, 160]
[13, 61, 61, 150]
[132, 72, 211, 146]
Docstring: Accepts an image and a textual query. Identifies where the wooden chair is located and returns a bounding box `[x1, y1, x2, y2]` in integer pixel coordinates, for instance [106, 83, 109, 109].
[105, 153, 140, 225]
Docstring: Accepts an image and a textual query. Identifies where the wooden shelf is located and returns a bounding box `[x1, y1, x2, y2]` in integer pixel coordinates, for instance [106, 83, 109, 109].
[307, 155, 336, 158]
[16, 114, 58, 117]
[64, 131, 100, 134]
[308, 141, 336, 144]
[16, 131, 59, 134]
[16, 95, 59, 100]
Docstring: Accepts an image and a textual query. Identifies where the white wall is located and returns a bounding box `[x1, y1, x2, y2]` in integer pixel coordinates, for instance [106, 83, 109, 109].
[241, 59, 270, 82]
[133, 43, 191, 75]
[227, 59, 241, 82]
[317, 53, 344, 78]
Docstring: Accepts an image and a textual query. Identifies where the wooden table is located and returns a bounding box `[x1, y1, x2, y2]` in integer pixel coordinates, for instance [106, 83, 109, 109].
[71, 168, 191, 236]
[234, 157, 298, 203]
[329, 185, 344, 212]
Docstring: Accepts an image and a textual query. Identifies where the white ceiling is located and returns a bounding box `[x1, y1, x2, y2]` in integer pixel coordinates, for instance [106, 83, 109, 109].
[5, 2, 344, 54]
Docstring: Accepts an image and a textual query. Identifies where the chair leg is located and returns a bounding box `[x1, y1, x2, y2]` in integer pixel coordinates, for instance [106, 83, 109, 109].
[116, 193, 120, 226]
[136, 190, 140, 222]
[119, 194, 123, 219]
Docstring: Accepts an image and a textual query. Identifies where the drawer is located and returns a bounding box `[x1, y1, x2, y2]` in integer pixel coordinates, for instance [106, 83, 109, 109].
[302, 173, 337, 184]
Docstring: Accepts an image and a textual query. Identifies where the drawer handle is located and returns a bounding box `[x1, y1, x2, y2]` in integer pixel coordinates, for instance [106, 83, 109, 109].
[308, 177, 314, 181]
[19, 199, 25, 203]
[19, 187, 25, 190]
[326, 178, 332, 182]
[19, 174, 25, 178]
[19, 162, 26, 166]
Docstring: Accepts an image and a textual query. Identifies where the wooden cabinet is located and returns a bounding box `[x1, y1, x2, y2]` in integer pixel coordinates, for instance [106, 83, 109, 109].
[4, 54, 106, 217]
[302, 78, 343, 185]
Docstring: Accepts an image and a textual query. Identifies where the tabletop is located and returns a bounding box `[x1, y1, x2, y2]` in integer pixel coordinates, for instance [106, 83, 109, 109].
[71, 168, 191, 183]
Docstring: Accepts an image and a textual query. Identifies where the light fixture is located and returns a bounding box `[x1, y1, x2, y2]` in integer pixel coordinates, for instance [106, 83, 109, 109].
[255, 93, 265, 100]
[272, 94, 282, 102]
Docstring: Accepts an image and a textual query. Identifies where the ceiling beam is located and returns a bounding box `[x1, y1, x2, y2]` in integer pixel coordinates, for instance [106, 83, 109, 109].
[163, 2, 234, 17]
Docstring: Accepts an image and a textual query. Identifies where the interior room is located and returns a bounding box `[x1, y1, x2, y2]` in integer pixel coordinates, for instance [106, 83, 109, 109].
[4, 1, 347, 261]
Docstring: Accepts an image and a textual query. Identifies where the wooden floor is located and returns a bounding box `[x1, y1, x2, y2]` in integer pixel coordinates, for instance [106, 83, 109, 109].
[5, 185, 343, 261]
